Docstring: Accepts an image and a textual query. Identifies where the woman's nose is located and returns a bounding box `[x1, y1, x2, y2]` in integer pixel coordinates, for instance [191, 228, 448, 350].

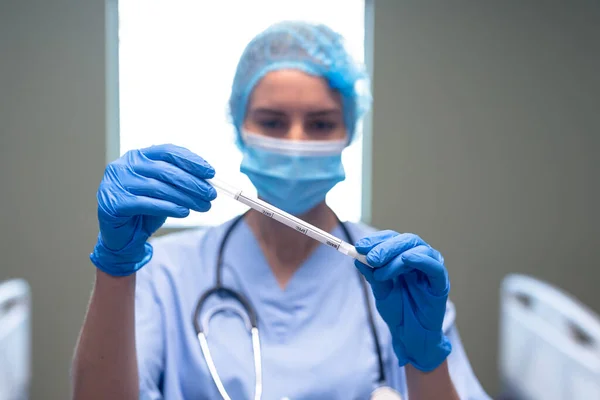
[287, 122, 307, 141]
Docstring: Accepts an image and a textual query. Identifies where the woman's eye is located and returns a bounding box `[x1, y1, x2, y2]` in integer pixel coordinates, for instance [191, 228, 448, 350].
[259, 120, 286, 130]
[308, 120, 337, 131]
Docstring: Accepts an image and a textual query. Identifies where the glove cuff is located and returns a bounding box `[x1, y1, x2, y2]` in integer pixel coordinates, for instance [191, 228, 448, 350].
[395, 333, 452, 373]
[90, 233, 153, 277]
[410, 335, 452, 372]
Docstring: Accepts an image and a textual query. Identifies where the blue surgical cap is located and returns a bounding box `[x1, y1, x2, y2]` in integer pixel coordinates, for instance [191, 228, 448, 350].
[228, 20, 372, 148]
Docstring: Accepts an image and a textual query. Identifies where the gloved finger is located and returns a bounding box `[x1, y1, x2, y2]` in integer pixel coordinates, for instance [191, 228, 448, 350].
[373, 245, 443, 281]
[125, 176, 212, 213]
[365, 233, 428, 267]
[141, 144, 215, 179]
[372, 251, 415, 281]
[354, 260, 393, 300]
[354, 230, 400, 254]
[400, 247, 448, 294]
[107, 195, 191, 218]
[430, 247, 444, 264]
[374, 278, 405, 326]
[133, 159, 217, 201]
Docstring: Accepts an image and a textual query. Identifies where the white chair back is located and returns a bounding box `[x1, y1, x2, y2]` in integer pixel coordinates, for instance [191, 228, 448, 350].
[0, 279, 31, 400]
[499, 274, 600, 400]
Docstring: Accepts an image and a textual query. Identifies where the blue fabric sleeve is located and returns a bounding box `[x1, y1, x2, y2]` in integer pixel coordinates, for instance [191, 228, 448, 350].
[135, 263, 165, 400]
[445, 326, 491, 400]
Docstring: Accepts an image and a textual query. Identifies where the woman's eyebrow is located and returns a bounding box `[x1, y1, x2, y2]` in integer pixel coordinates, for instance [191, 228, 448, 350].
[306, 109, 342, 117]
[250, 108, 287, 116]
[250, 108, 342, 117]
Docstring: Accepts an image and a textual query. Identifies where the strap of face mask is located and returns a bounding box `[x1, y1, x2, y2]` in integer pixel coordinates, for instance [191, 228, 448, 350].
[242, 131, 347, 156]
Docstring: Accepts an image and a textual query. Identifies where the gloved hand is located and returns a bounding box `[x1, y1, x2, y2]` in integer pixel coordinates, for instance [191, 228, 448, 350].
[90, 144, 217, 277]
[354, 230, 452, 372]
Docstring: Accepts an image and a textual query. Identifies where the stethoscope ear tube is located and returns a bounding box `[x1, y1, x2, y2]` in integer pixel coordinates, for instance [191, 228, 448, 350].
[194, 284, 263, 400]
[197, 332, 232, 400]
[193, 286, 259, 335]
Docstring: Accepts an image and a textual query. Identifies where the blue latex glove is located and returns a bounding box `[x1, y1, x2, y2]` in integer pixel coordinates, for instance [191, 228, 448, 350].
[354, 230, 452, 372]
[90, 144, 217, 276]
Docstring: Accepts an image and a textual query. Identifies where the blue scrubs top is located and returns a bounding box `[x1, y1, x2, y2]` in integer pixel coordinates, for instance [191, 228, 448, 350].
[136, 217, 490, 399]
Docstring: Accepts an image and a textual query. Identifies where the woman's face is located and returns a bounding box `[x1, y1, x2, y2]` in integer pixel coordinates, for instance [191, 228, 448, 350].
[243, 70, 347, 141]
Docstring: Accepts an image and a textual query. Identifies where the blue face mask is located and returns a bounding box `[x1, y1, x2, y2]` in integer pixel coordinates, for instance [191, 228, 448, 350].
[240, 131, 347, 215]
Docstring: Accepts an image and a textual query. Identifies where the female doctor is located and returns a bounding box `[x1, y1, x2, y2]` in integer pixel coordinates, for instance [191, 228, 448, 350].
[72, 21, 490, 400]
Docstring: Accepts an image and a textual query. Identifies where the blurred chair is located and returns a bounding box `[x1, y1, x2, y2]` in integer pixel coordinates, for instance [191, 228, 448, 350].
[0, 279, 31, 400]
[499, 274, 600, 400]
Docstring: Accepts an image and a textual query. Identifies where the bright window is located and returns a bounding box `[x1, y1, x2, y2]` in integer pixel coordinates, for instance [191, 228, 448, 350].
[118, 0, 366, 227]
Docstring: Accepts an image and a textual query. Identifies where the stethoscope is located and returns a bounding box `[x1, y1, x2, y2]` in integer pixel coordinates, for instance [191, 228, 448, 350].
[193, 212, 403, 400]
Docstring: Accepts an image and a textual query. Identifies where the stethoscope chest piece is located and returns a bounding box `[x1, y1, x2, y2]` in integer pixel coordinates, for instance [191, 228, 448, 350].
[370, 386, 403, 400]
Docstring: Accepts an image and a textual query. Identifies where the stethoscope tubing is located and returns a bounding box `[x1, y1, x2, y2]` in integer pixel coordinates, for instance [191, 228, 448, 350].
[192, 212, 396, 399]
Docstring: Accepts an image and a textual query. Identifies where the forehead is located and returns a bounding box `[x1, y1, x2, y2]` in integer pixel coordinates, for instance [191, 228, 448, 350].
[247, 69, 342, 112]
